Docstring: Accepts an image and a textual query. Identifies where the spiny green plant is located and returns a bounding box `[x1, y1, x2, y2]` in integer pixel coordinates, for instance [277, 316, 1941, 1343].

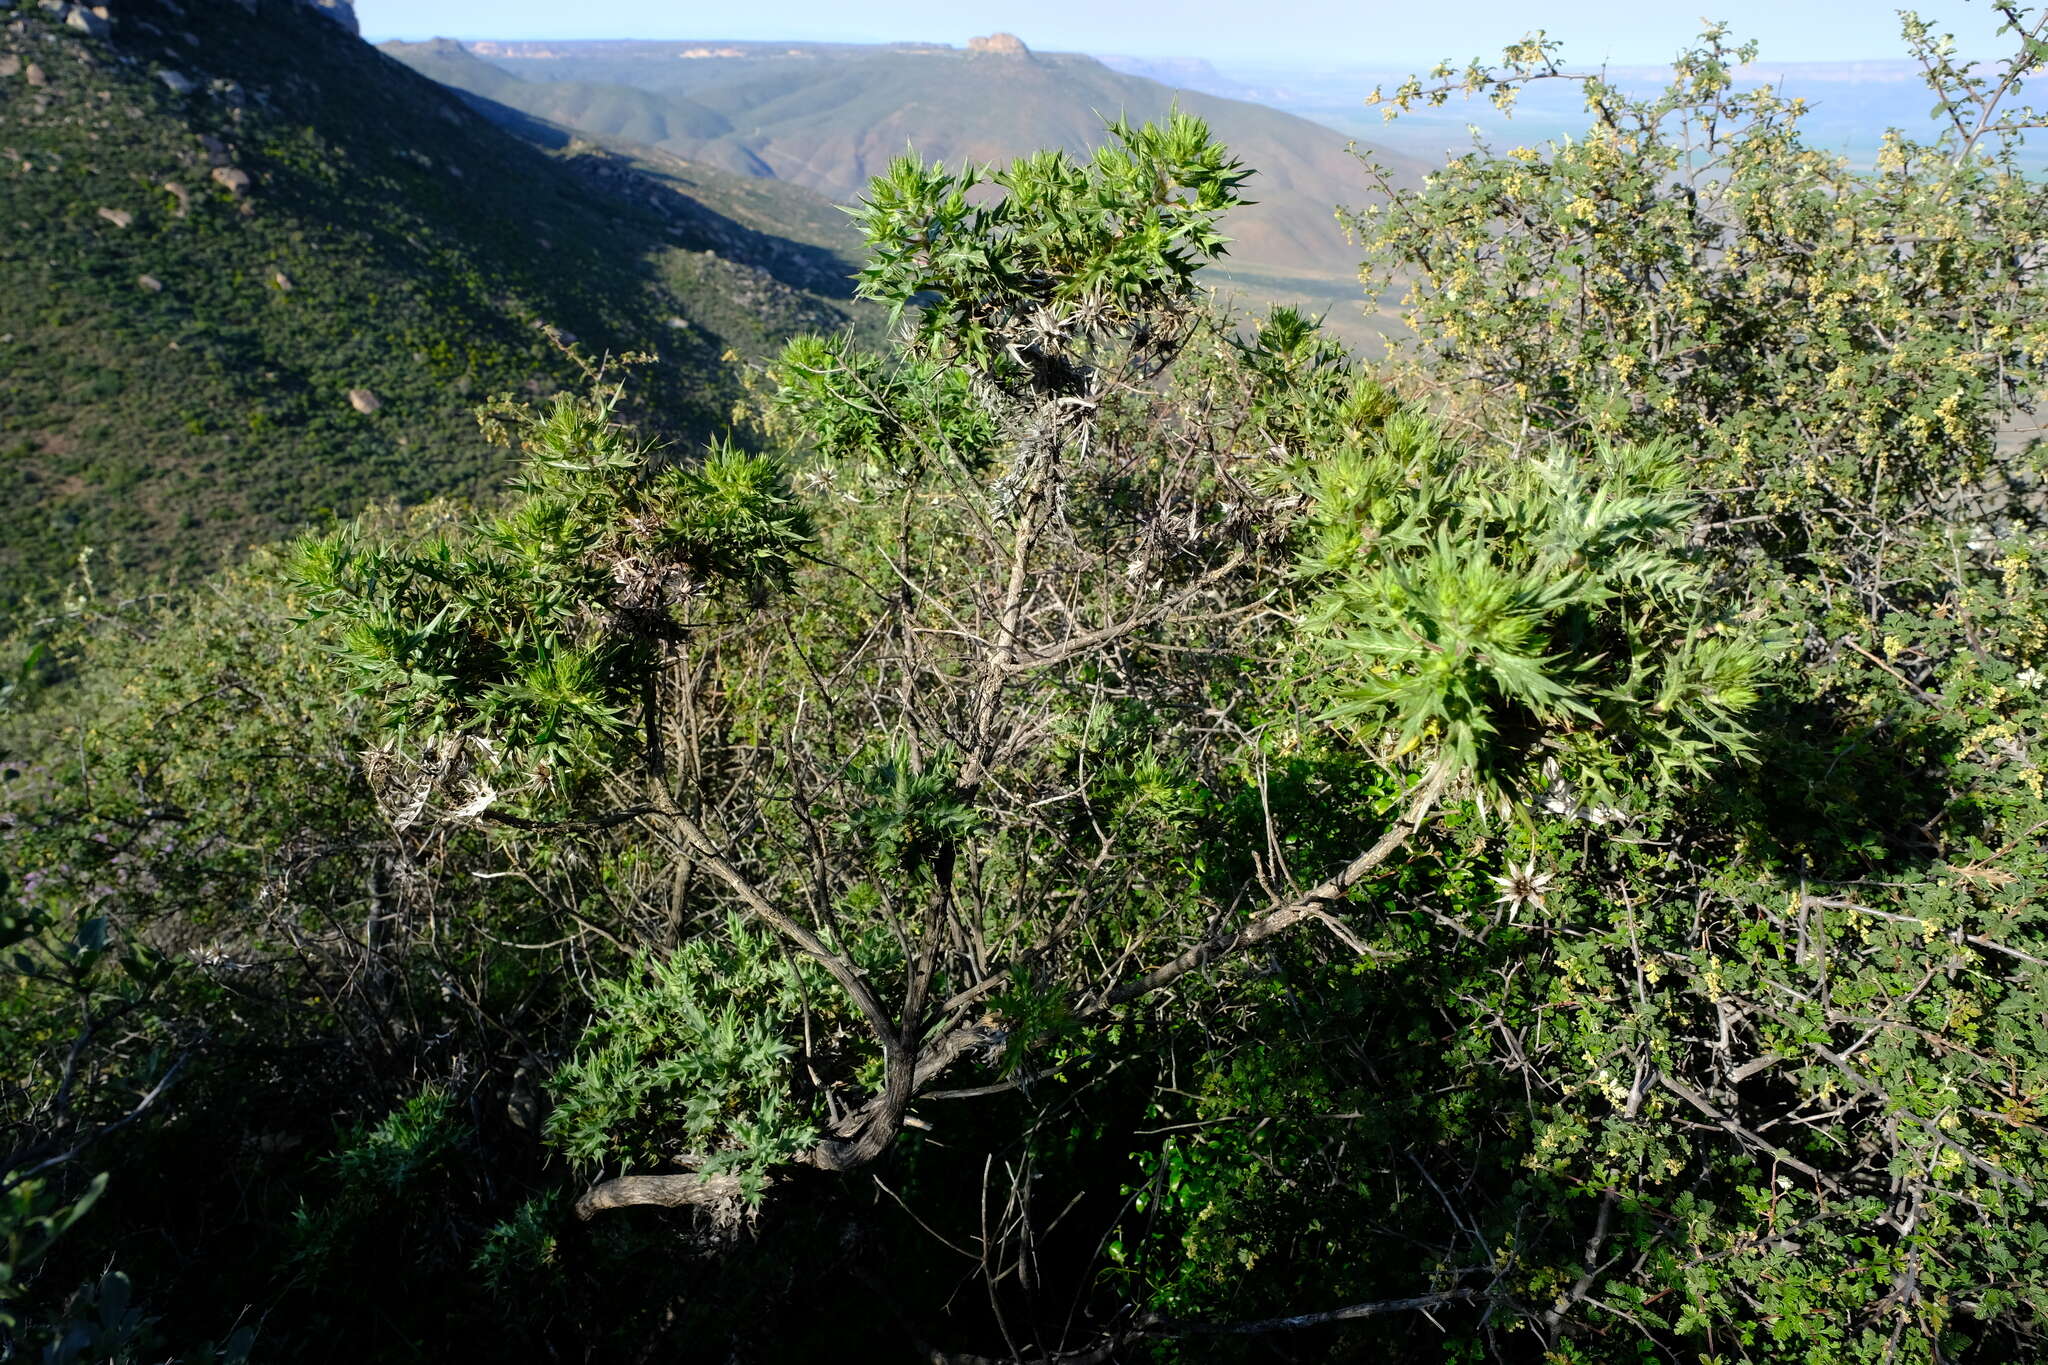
[852, 110, 1252, 383]
[546, 919, 823, 1200]
[762, 334, 1001, 480]
[843, 743, 981, 878]
[291, 368, 811, 790]
[1294, 417, 1765, 808]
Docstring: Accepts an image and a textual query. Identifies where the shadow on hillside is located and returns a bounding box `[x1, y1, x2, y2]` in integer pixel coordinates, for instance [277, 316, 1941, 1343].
[447, 88, 577, 150]
[455, 90, 862, 302]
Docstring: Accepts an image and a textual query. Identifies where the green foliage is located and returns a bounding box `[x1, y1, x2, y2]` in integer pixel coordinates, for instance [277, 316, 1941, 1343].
[289, 1086, 466, 1276]
[1298, 422, 1764, 803]
[763, 333, 1001, 478]
[852, 111, 1252, 376]
[842, 744, 981, 877]
[328, 1087, 462, 1197]
[1348, 18, 2048, 564]
[5, 10, 2048, 1365]
[1232, 305, 1400, 452]
[0, 830, 215, 1365]
[0, 643, 43, 717]
[654, 439, 817, 588]
[1, 562, 369, 942]
[471, 1196, 561, 1295]
[547, 920, 822, 1194]
[0, 548, 601, 1360]
[1094, 9, 2048, 1362]
[0, 1172, 106, 1329]
[291, 379, 810, 784]
[294, 105, 1772, 1363]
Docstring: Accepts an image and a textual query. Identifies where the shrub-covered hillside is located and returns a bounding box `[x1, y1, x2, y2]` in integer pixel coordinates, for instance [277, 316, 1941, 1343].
[0, 0, 862, 610]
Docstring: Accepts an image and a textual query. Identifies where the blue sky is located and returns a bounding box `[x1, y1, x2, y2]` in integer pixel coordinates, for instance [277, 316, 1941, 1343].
[356, 1, 2011, 66]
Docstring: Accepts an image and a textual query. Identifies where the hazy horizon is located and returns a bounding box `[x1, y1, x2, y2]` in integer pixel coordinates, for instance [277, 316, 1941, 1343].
[355, 0, 2009, 68]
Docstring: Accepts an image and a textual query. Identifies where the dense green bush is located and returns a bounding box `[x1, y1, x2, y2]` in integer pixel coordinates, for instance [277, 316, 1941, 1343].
[1, 8, 2046, 1364]
[283, 106, 1826, 1363]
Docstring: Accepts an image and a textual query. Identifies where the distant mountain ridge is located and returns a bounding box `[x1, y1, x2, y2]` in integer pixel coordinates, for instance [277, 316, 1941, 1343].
[382, 36, 1432, 310]
[1096, 54, 1250, 98]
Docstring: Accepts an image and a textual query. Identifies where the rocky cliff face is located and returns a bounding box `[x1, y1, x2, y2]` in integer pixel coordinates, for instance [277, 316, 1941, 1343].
[222, 0, 359, 36]
[966, 33, 1029, 56]
[299, 0, 357, 37]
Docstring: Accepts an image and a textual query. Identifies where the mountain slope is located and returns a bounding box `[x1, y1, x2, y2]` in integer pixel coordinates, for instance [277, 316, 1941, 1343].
[385, 39, 737, 147]
[0, 2, 859, 611]
[383, 39, 1431, 300]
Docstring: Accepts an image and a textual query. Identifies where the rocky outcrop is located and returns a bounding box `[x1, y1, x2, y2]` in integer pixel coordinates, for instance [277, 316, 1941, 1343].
[300, 0, 358, 37]
[32, 2, 107, 38]
[63, 5, 108, 38]
[220, 0, 357, 36]
[966, 33, 1029, 56]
